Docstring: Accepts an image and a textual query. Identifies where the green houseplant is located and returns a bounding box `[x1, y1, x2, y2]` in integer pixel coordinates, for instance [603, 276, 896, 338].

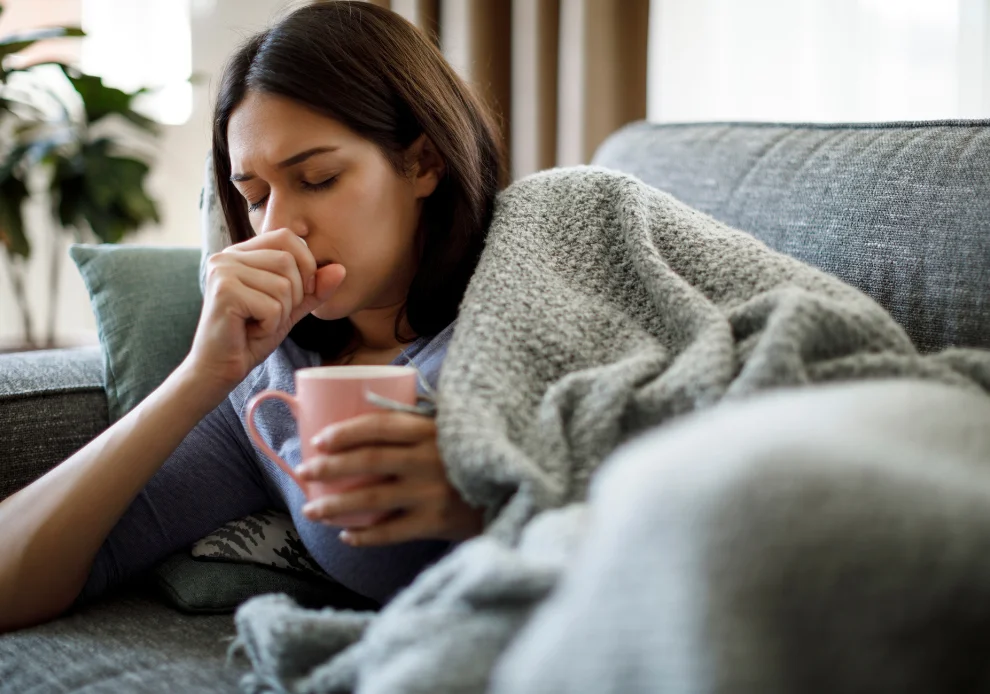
[0, 3, 161, 348]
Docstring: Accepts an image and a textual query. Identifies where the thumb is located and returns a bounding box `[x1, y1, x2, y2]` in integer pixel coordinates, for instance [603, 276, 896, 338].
[290, 263, 346, 325]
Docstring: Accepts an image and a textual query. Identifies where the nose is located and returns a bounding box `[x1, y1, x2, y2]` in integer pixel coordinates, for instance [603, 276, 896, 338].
[260, 190, 307, 238]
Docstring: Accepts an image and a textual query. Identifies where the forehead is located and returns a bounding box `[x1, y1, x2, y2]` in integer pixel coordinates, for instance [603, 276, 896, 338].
[227, 91, 354, 167]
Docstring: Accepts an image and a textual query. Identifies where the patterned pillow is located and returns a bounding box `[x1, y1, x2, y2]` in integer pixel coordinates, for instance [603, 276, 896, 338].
[190, 508, 331, 582]
[152, 509, 379, 614]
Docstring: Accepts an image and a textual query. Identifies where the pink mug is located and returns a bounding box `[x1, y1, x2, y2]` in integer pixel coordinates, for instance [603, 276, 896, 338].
[246, 365, 418, 528]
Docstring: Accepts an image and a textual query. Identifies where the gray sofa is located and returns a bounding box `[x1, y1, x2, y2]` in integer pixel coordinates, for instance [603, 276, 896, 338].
[1, 119, 988, 692]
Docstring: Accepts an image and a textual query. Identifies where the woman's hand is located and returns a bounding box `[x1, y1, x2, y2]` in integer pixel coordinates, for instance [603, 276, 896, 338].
[297, 412, 484, 546]
[186, 228, 346, 390]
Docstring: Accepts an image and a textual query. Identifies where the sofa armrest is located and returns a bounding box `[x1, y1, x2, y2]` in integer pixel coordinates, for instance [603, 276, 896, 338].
[0, 347, 108, 502]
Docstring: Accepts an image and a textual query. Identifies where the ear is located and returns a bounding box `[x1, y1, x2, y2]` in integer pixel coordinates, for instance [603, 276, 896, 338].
[406, 133, 445, 199]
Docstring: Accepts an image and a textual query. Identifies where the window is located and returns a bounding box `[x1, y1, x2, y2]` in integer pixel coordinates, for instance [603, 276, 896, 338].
[648, 0, 989, 122]
[80, 0, 193, 125]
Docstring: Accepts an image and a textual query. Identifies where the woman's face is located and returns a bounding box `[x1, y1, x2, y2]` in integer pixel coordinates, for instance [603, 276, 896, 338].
[226, 90, 439, 322]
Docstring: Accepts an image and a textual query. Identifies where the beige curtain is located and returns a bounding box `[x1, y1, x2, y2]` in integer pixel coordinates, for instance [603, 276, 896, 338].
[365, 0, 649, 180]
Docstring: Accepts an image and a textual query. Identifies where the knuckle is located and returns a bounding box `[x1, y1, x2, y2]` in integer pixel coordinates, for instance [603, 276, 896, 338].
[205, 254, 222, 272]
[277, 250, 296, 273]
[309, 457, 328, 476]
[360, 488, 382, 507]
[212, 273, 235, 295]
[320, 456, 336, 474]
[363, 447, 384, 469]
[263, 296, 283, 319]
[205, 257, 227, 282]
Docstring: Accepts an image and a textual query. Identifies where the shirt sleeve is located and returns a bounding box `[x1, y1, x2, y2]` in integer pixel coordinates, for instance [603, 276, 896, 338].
[75, 397, 273, 605]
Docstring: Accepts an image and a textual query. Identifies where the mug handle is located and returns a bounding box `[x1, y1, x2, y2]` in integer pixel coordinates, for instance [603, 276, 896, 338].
[246, 390, 303, 487]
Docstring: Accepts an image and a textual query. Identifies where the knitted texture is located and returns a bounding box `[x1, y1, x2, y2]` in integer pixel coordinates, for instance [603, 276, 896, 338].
[232, 167, 990, 693]
[438, 166, 989, 537]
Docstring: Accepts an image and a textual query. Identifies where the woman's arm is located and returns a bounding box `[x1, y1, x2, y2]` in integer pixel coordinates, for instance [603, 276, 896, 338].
[76, 391, 273, 606]
[0, 362, 229, 632]
[0, 228, 343, 633]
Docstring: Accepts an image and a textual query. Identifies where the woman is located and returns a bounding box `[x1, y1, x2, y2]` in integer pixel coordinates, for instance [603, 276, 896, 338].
[0, 1, 500, 631]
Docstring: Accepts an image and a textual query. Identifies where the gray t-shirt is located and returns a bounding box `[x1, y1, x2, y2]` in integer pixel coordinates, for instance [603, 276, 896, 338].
[81, 323, 455, 605]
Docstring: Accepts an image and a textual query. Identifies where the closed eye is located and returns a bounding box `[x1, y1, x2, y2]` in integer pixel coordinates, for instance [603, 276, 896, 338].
[302, 176, 338, 193]
[245, 176, 337, 213]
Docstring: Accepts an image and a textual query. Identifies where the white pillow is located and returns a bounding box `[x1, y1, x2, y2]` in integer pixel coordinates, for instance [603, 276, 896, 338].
[198, 149, 231, 296]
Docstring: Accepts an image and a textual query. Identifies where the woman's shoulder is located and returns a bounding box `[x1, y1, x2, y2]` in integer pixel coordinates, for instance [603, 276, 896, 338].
[495, 165, 652, 217]
[501, 165, 642, 197]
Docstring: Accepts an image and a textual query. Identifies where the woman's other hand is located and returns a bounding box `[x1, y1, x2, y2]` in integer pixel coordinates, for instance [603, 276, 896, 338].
[297, 412, 484, 545]
[187, 228, 346, 390]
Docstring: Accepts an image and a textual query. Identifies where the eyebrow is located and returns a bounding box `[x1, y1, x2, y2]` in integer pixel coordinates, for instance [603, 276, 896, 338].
[229, 146, 339, 182]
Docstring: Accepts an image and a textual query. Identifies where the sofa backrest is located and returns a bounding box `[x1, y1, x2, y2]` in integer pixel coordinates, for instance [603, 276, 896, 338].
[592, 120, 990, 353]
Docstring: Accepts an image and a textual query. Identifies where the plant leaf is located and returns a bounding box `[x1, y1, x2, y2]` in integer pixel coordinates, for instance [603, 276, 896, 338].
[50, 151, 84, 228]
[0, 27, 85, 64]
[0, 141, 31, 180]
[0, 27, 85, 49]
[59, 67, 158, 132]
[49, 142, 159, 241]
[116, 107, 158, 133]
[0, 172, 30, 258]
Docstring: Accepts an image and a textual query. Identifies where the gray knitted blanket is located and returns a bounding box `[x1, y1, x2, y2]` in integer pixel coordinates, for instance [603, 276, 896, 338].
[231, 167, 990, 693]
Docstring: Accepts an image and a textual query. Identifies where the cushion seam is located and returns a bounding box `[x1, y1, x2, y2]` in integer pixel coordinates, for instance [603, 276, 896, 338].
[0, 384, 105, 402]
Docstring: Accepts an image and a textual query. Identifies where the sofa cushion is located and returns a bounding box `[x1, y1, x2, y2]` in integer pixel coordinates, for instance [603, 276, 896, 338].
[0, 346, 107, 501]
[0, 584, 245, 693]
[592, 120, 990, 353]
[69, 244, 203, 423]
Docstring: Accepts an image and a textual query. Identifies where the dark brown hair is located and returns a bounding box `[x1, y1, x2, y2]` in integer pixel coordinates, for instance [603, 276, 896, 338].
[212, 0, 504, 359]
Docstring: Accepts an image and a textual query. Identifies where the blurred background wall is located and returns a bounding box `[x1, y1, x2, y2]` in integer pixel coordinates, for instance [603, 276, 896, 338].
[0, 0, 987, 349]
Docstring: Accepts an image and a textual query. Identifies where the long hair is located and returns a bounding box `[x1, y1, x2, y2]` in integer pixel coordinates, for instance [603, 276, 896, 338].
[212, 1, 504, 359]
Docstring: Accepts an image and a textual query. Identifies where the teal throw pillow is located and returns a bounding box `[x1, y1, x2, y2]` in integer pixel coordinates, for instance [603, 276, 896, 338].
[69, 244, 202, 422]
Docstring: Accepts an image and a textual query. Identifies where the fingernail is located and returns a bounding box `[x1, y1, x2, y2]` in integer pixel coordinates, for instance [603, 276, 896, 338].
[302, 502, 317, 516]
[296, 464, 311, 477]
[339, 530, 354, 544]
[306, 276, 316, 294]
[311, 429, 333, 448]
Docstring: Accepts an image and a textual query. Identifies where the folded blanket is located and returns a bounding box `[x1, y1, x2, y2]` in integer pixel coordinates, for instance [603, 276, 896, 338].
[491, 379, 990, 694]
[232, 167, 990, 693]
